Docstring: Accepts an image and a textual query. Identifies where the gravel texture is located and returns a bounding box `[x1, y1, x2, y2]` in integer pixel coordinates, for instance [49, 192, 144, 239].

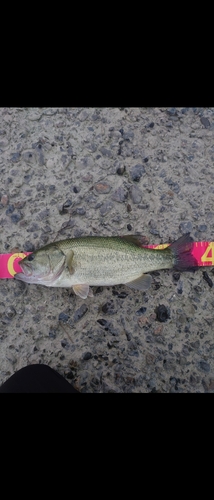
[1, 107, 214, 392]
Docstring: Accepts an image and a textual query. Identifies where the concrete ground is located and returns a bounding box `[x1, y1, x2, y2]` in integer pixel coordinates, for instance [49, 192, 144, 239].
[0, 107, 214, 392]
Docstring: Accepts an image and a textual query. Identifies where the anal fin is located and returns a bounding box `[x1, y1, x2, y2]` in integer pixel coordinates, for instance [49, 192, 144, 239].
[125, 274, 152, 291]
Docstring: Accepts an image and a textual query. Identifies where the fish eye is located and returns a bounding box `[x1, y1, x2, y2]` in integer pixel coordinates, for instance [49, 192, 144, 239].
[27, 254, 35, 261]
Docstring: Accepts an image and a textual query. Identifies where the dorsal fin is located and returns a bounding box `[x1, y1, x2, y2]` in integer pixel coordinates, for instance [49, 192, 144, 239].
[120, 235, 149, 247]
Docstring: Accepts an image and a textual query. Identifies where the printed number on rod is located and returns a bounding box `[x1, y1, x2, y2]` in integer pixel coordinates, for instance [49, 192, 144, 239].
[201, 243, 214, 265]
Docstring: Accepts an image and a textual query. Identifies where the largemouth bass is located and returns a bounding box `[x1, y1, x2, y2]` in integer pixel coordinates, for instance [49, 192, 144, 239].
[14, 233, 197, 299]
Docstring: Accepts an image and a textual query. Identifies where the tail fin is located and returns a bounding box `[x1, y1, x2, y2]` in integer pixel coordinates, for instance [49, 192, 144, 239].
[169, 233, 197, 271]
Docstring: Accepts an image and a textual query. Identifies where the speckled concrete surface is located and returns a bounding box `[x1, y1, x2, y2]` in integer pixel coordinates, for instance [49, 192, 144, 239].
[1, 107, 214, 392]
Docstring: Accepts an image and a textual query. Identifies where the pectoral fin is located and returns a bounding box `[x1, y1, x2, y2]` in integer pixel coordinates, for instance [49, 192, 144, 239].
[125, 274, 152, 291]
[72, 284, 93, 299]
[66, 250, 74, 274]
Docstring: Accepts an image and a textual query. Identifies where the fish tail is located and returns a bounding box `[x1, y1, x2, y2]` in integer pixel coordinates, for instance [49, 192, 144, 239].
[169, 233, 197, 271]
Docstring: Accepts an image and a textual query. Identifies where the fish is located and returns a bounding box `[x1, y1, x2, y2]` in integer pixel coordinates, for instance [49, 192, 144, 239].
[14, 233, 197, 299]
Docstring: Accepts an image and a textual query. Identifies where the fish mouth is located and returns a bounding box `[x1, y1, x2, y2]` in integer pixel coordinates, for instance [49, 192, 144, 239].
[14, 261, 36, 282]
[14, 260, 65, 284]
[14, 261, 35, 282]
[14, 271, 35, 283]
[18, 261, 33, 276]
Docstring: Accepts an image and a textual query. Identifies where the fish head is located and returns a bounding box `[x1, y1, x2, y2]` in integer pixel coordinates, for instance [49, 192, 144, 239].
[14, 246, 66, 285]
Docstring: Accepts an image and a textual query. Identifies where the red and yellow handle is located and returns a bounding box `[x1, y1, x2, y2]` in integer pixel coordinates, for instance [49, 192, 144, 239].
[0, 252, 31, 278]
[0, 241, 214, 279]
